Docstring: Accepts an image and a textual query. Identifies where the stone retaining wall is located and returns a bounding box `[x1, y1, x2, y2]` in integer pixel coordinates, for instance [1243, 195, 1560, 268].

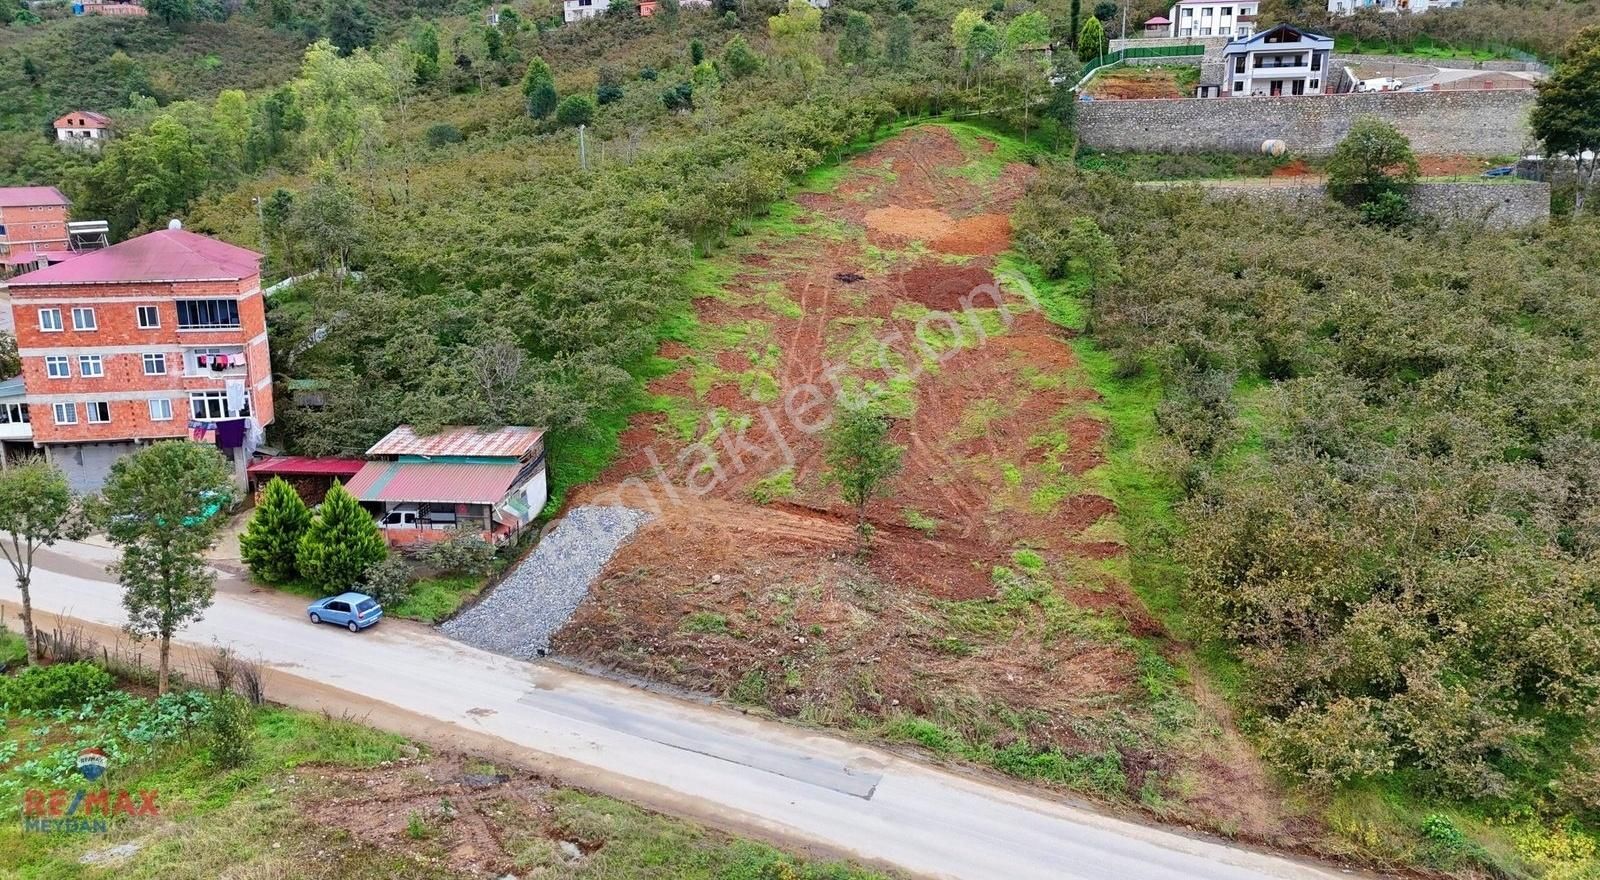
[1142, 179, 1550, 227]
[1077, 88, 1534, 155]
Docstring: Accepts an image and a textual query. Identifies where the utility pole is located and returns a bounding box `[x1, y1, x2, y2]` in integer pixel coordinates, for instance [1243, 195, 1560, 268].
[578, 124, 588, 172]
[1121, 0, 1127, 41]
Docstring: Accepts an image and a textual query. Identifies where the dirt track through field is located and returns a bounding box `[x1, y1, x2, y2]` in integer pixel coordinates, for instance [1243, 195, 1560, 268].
[556, 125, 1291, 845]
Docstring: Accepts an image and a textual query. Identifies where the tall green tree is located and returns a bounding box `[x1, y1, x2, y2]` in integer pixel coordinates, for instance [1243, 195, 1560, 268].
[823, 400, 904, 555]
[324, 0, 375, 54]
[522, 56, 558, 118]
[413, 25, 442, 85]
[1069, 0, 1081, 48]
[239, 477, 312, 583]
[1530, 26, 1600, 212]
[296, 484, 386, 593]
[885, 14, 913, 68]
[0, 461, 88, 666]
[722, 35, 763, 78]
[1004, 10, 1051, 53]
[838, 10, 876, 68]
[1325, 115, 1418, 206]
[146, 0, 195, 26]
[1077, 16, 1107, 61]
[768, 0, 823, 83]
[290, 168, 367, 277]
[100, 442, 236, 694]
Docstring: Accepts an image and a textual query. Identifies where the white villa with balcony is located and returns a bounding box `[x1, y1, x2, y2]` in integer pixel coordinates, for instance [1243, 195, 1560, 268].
[1167, 0, 1258, 38]
[1212, 24, 1333, 97]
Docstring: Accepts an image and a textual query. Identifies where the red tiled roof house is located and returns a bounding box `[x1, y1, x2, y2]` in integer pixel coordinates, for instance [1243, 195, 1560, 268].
[54, 111, 112, 148]
[0, 186, 72, 268]
[4, 225, 274, 491]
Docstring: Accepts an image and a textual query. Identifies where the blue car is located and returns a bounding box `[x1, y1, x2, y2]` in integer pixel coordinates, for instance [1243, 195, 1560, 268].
[307, 592, 384, 632]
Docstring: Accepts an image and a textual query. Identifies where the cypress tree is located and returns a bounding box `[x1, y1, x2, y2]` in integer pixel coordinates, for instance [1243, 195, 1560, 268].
[240, 476, 311, 583]
[522, 57, 558, 119]
[296, 484, 387, 592]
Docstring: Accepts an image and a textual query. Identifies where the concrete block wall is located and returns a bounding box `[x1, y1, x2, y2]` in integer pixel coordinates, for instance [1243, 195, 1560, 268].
[1141, 179, 1550, 227]
[1077, 88, 1534, 155]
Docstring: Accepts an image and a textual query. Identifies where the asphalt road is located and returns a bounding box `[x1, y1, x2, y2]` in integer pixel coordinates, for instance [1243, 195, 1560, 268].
[2, 543, 1355, 880]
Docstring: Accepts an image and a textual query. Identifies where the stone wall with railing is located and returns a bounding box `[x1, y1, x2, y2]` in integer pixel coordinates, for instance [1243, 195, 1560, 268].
[1077, 88, 1534, 155]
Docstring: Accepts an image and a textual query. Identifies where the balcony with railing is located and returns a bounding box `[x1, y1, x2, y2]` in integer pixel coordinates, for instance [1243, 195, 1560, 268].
[182, 345, 247, 377]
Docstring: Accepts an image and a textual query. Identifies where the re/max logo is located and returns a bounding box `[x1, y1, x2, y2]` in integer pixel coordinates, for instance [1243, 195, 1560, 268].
[22, 789, 160, 833]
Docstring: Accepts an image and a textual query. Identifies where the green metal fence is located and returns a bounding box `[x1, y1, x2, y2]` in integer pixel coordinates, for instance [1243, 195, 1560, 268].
[1078, 43, 1206, 80]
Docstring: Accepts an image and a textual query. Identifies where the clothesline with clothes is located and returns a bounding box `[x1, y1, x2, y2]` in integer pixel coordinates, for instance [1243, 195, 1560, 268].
[188, 415, 265, 453]
[195, 353, 246, 370]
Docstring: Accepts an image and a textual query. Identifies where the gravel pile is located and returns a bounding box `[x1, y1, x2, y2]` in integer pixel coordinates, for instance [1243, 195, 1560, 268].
[441, 505, 650, 659]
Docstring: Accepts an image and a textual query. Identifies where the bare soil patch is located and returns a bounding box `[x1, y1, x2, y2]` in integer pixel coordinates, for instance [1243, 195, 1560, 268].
[560, 126, 1290, 844]
[1087, 67, 1189, 100]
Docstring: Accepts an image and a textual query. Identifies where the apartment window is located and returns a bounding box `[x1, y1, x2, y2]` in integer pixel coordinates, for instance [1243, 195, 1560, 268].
[148, 398, 174, 422]
[137, 305, 161, 329]
[52, 403, 77, 425]
[78, 355, 104, 378]
[1310, 79, 1319, 90]
[85, 401, 111, 423]
[1182, 7, 1192, 15]
[190, 391, 231, 420]
[1234, 81, 1245, 92]
[1311, 53, 1322, 71]
[1235, 55, 1247, 73]
[1292, 80, 1306, 95]
[38, 308, 63, 332]
[1201, 6, 1213, 13]
[45, 355, 70, 378]
[175, 299, 241, 330]
[0, 403, 28, 424]
[142, 352, 168, 375]
[71, 307, 96, 331]
[1200, 27, 1212, 34]
[1221, 5, 1232, 13]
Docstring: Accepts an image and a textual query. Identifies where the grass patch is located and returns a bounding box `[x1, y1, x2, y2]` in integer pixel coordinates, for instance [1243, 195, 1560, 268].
[902, 508, 939, 535]
[391, 575, 483, 624]
[0, 628, 26, 669]
[749, 467, 797, 504]
[679, 612, 730, 635]
[543, 790, 891, 879]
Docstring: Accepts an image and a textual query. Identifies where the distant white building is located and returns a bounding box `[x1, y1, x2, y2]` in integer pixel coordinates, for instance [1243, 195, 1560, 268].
[1209, 23, 1334, 97]
[1168, 0, 1259, 38]
[563, 0, 608, 23]
[53, 111, 112, 149]
[1328, 0, 1463, 14]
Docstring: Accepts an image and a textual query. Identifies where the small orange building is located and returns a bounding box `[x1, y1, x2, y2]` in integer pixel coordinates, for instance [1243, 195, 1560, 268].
[5, 224, 274, 491]
[0, 186, 72, 270]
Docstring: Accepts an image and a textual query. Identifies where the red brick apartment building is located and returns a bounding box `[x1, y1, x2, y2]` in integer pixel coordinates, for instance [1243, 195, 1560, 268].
[0, 187, 71, 269]
[3, 224, 274, 491]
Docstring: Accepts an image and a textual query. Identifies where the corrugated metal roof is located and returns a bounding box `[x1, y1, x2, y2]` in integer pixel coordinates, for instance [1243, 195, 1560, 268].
[6, 228, 260, 287]
[366, 425, 545, 459]
[0, 186, 69, 208]
[248, 456, 367, 478]
[0, 377, 25, 400]
[345, 461, 523, 504]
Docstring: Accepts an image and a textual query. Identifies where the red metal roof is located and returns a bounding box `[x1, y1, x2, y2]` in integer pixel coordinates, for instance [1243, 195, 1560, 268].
[6, 228, 260, 287]
[344, 461, 524, 504]
[2, 251, 75, 267]
[0, 186, 69, 208]
[247, 456, 367, 479]
[366, 425, 545, 459]
[1145, 15, 1171, 23]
